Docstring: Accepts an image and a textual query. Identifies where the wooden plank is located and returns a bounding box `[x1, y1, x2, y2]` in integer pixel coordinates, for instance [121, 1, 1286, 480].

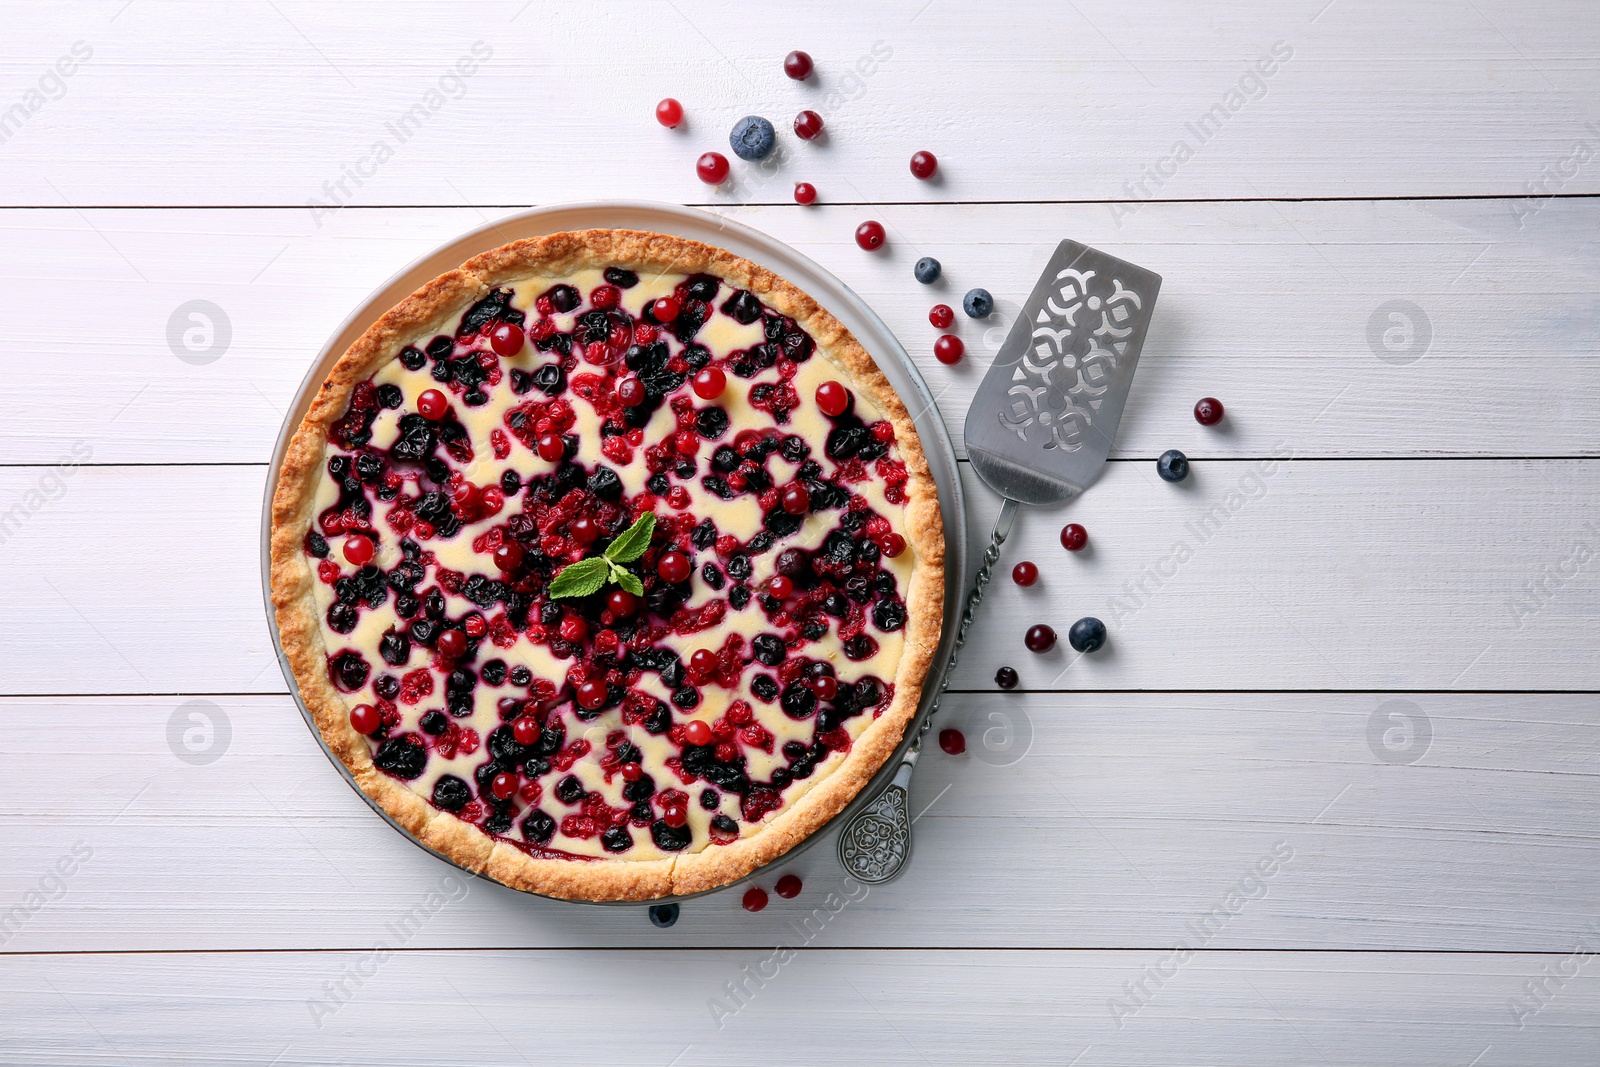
[5, 198, 1599, 464]
[5, 1, 1599, 205]
[0, 949, 1594, 1065]
[2, 692, 1594, 952]
[1, 459, 1592, 695]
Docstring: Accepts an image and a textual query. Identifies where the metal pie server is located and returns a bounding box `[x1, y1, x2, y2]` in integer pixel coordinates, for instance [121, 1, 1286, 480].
[837, 240, 1162, 884]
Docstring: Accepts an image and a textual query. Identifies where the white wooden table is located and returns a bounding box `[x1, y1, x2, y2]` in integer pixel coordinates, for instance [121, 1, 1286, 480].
[3, 1, 1597, 1063]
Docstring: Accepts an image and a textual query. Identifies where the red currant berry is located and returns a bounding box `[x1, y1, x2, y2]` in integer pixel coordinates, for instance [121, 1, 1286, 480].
[559, 616, 588, 644]
[1194, 397, 1225, 426]
[621, 762, 643, 782]
[692, 366, 726, 400]
[815, 381, 850, 417]
[775, 873, 802, 898]
[879, 532, 906, 558]
[673, 430, 699, 456]
[658, 551, 692, 584]
[910, 150, 938, 180]
[513, 717, 540, 745]
[1024, 624, 1057, 654]
[436, 629, 467, 659]
[607, 589, 638, 617]
[489, 322, 524, 356]
[462, 613, 488, 639]
[655, 97, 684, 128]
[342, 534, 374, 566]
[767, 575, 794, 600]
[811, 674, 838, 701]
[536, 432, 565, 462]
[479, 486, 504, 515]
[1012, 561, 1038, 587]
[780, 482, 811, 515]
[742, 886, 769, 912]
[576, 678, 608, 710]
[684, 719, 712, 746]
[929, 304, 954, 329]
[491, 771, 519, 800]
[783, 50, 813, 80]
[938, 727, 966, 755]
[349, 703, 381, 735]
[616, 375, 646, 407]
[590, 284, 620, 310]
[696, 151, 730, 185]
[689, 648, 718, 679]
[651, 296, 681, 323]
[855, 220, 886, 251]
[1060, 523, 1088, 552]
[793, 182, 817, 205]
[570, 516, 601, 545]
[493, 542, 523, 573]
[662, 804, 688, 828]
[793, 110, 824, 140]
[417, 389, 448, 421]
[934, 335, 964, 365]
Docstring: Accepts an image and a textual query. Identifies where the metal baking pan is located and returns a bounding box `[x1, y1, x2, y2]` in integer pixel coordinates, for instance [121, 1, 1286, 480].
[258, 201, 967, 906]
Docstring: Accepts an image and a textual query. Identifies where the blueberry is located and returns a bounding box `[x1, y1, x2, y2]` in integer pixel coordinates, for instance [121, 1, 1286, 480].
[431, 775, 471, 812]
[1156, 449, 1190, 482]
[649, 903, 680, 928]
[914, 257, 942, 284]
[1068, 617, 1108, 654]
[994, 666, 1019, 690]
[963, 288, 993, 319]
[729, 115, 777, 161]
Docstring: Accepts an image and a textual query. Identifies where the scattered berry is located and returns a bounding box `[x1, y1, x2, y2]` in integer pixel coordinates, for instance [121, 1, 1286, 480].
[1024, 624, 1056, 654]
[489, 322, 524, 356]
[934, 335, 964, 365]
[649, 903, 679, 928]
[343, 534, 374, 566]
[570, 516, 601, 544]
[963, 288, 994, 319]
[994, 666, 1019, 690]
[730, 115, 777, 161]
[513, 717, 539, 745]
[742, 886, 769, 912]
[879, 532, 906, 558]
[492, 542, 523, 573]
[689, 648, 718, 678]
[607, 589, 638, 617]
[436, 628, 467, 659]
[815, 381, 851, 417]
[855, 221, 886, 251]
[658, 551, 692, 584]
[793, 182, 817, 205]
[775, 873, 802, 898]
[662, 804, 688, 828]
[1068, 617, 1108, 654]
[929, 304, 954, 329]
[417, 389, 448, 421]
[793, 110, 824, 140]
[1011, 561, 1038, 587]
[616, 374, 646, 407]
[577, 678, 608, 710]
[536, 432, 565, 462]
[768, 575, 794, 600]
[651, 296, 682, 323]
[349, 703, 380, 735]
[491, 772, 519, 800]
[655, 98, 684, 129]
[914, 257, 942, 284]
[696, 151, 730, 185]
[621, 762, 644, 782]
[1060, 523, 1088, 552]
[1194, 397, 1225, 426]
[685, 719, 713, 746]
[811, 674, 838, 701]
[692, 366, 726, 400]
[910, 150, 938, 179]
[1157, 449, 1190, 482]
[939, 727, 966, 754]
[462, 613, 488, 638]
[780, 482, 811, 515]
[559, 616, 588, 643]
[784, 50, 814, 80]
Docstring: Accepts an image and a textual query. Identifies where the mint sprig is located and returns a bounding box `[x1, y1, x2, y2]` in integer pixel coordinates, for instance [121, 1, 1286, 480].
[548, 511, 654, 599]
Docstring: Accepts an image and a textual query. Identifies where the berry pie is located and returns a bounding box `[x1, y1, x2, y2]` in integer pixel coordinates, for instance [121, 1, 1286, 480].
[271, 230, 943, 900]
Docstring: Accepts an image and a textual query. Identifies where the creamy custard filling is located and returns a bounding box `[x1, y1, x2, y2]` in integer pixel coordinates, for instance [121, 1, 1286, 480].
[306, 266, 918, 861]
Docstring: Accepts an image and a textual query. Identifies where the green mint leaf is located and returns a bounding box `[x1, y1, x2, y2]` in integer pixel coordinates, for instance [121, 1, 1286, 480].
[612, 566, 643, 597]
[548, 557, 610, 599]
[604, 511, 656, 564]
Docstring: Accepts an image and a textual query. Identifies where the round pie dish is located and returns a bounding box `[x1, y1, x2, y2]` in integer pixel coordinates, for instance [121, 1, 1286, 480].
[266, 215, 956, 902]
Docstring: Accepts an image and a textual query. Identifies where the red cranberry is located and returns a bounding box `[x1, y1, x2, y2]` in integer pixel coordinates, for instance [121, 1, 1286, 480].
[571, 516, 601, 544]
[616, 375, 646, 407]
[1024, 624, 1056, 653]
[489, 322, 524, 356]
[793, 182, 817, 205]
[658, 551, 692, 584]
[768, 575, 794, 600]
[692, 366, 726, 400]
[491, 771, 519, 800]
[1194, 397, 1225, 425]
[655, 97, 684, 128]
[689, 648, 718, 678]
[348, 703, 380, 735]
[938, 727, 966, 755]
[479, 486, 504, 515]
[696, 151, 730, 185]
[662, 804, 688, 828]
[607, 589, 638, 617]
[493, 542, 523, 573]
[417, 389, 448, 421]
[855, 220, 886, 251]
[1011, 561, 1038, 587]
[742, 886, 769, 912]
[934, 335, 964, 365]
[879, 532, 906, 558]
[910, 150, 938, 179]
[783, 50, 813, 80]
[780, 482, 811, 516]
[684, 719, 712, 746]
[815, 381, 850, 417]
[651, 296, 681, 323]
[342, 534, 374, 566]
[513, 717, 540, 745]
[436, 629, 467, 659]
[576, 678, 608, 710]
[559, 616, 588, 644]
[811, 675, 838, 701]
[774, 873, 802, 898]
[462, 613, 488, 639]
[929, 304, 954, 329]
[536, 432, 565, 462]
[1060, 523, 1088, 552]
[793, 110, 823, 140]
[621, 762, 643, 782]
[667, 485, 691, 510]
[673, 430, 699, 457]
